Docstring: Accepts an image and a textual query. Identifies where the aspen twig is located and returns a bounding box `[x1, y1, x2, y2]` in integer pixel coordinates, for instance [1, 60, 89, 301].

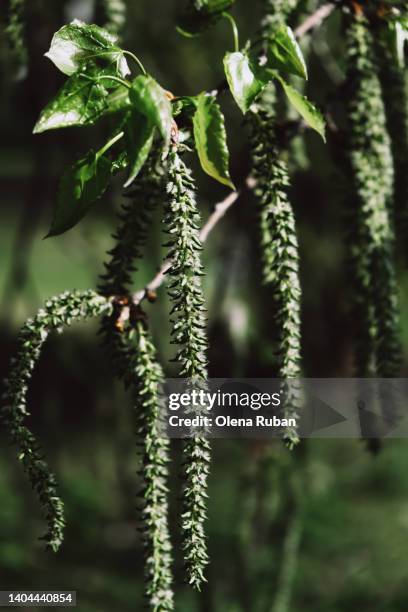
[131, 3, 337, 305]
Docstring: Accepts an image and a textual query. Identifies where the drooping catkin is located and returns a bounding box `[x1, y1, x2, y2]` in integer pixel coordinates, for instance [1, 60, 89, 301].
[98, 157, 165, 379]
[250, 106, 302, 448]
[246, 0, 303, 448]
[345, 10, 401, 382]
[164, 148, 210, 590]
[6, 0, 27, 71]
[376, 25, 408, 260]
[98, 157, 174, 609]
[1, 290, 112, 551]
[131, 320, 173, 611]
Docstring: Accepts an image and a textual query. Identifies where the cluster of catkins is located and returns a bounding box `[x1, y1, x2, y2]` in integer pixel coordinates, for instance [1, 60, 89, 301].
[2, 0, 408, 610]
[344, 6, 402, 396]
[1, 143, 211, 610]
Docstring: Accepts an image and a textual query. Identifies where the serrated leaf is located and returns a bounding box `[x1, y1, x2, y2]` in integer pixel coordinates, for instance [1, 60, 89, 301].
[177, 0, 235, 37]
[193, 93, 234, 188]
[123, 112, 155, 187]
[45, 19, 129, 78]
[275, 76, 325, 140]
[267, 25, 308, 80]
[33, 73, 110, 133]
[224, 51, 266, 113]
[129, 75, 172, 147]
[48, 150, 112, 236]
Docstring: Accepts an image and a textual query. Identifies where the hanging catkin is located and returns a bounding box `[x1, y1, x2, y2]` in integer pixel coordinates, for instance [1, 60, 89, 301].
[164, 148, 210, 589]
[344, 9, 401, 383]
[375, 24, 408, 261]
[248, 0, 303, 447]
[1, 290, 112, 551]
[250, 108, 302, 447]
[131, 320, 173, 611]
[6, 0, 27, 71]
[98, 157, 174, 610]
[99, 158, 164, 380]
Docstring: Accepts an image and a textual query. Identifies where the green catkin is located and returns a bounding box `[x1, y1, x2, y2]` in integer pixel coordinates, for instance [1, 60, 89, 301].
[98, 160, 164, 380]
[247, 0, 302, 448]
[250, 107, 302, 448]
[132, 321, 173, 611]
[376, 25, 408, 259]
[98, 160, 174, 610]
[164, 148, 210, 590]
[6, 0, 27, 71]
[345, 11, 401, 385]
[1, 290, 112, 552]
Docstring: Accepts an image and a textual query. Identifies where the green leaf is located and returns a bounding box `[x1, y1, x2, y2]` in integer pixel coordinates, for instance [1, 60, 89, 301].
[177, 0, 235, 37]
[106, 84, 131, 113]
[223, 51, 266, 113]
[129, 75, 172, 147]
[267, 25, 308, 80]
[33, 73, 110, 133]
[45, 19, 129, 78]
[193, 93, 234, 188]
[48, 150, 112, 236]
[275, 76, 326, 140]
[123, 111, 155, 188]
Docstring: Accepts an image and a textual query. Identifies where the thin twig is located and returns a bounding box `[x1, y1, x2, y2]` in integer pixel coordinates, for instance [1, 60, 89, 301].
[132, 178, 255, 304]
[294, 3, 335, 39]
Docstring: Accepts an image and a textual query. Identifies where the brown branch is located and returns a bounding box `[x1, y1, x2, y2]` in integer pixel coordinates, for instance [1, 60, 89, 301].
[294, 3, 336, 39]
[132, 178, 255, 305]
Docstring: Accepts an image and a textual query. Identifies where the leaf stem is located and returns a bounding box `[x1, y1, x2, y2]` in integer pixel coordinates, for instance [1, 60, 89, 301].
[222, 12, 239, 52]
[94, 74, 131, 88]
[98, 131, 124, 157]
[123, 50, 147, 75]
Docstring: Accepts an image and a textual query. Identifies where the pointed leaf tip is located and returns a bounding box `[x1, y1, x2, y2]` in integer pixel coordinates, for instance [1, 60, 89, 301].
[123, 111, 155, 188]
[193, 93, 235, 188]
[48, 150, 112, 236]
[44, 21, 129, 78]
[267, 24, 308, 80]
[223, 51, 267, 114]
[275, 76, 326, 141]
[130, 75, 172, 148]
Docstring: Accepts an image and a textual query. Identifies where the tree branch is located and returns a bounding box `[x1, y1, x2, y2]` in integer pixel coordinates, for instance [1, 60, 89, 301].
[132, 178, 255, 305]
[294, 3, 336, 39]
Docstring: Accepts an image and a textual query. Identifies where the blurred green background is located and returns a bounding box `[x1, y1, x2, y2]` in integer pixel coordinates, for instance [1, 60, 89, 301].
[1, 1, 408, 610]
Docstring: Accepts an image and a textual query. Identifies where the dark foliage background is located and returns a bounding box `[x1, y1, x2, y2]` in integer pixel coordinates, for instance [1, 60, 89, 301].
[1, 1, 408, 610]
